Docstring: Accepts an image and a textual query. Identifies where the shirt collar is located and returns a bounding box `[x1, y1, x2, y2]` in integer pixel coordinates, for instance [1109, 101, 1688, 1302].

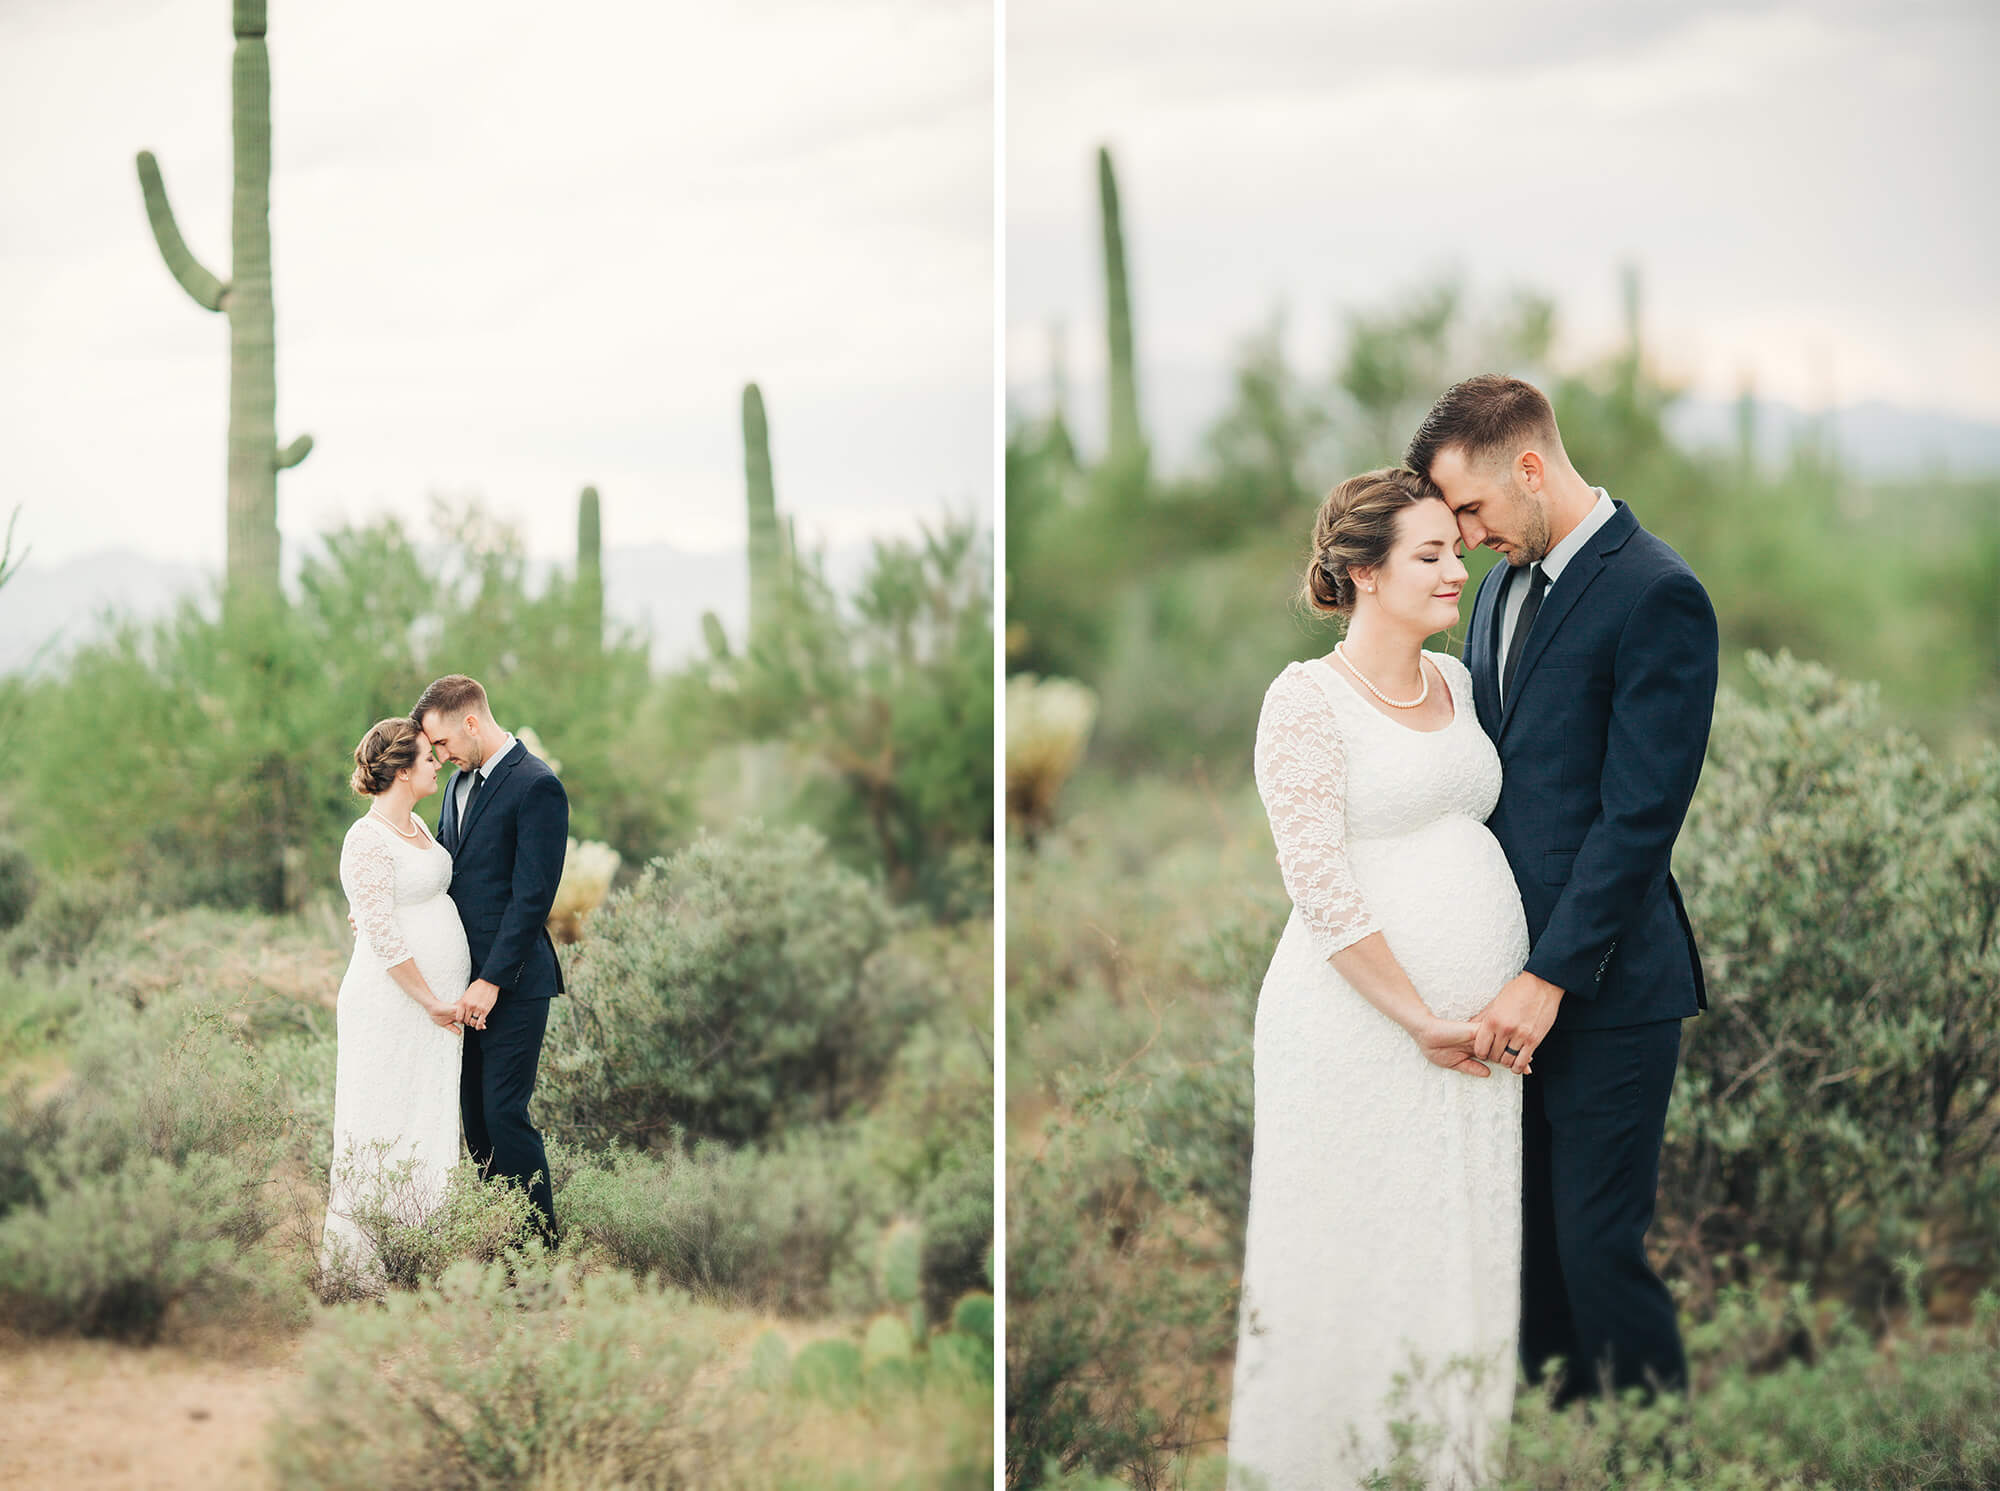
[474, 732, 517, 783]
[1540, 488, 1617, 584]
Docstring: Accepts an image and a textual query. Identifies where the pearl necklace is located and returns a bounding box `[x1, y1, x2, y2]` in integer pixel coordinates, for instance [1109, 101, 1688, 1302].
[369, 806, 423, 840]
[1334, 642, 1429, 709]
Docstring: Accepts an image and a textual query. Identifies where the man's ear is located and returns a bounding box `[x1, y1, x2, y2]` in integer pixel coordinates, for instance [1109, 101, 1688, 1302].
[1518, 449, 1546, 491]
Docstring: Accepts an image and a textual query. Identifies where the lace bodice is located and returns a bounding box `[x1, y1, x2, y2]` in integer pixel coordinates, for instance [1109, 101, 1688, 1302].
[1252, 650, 1499, 962]
[339, 813, 453, 967]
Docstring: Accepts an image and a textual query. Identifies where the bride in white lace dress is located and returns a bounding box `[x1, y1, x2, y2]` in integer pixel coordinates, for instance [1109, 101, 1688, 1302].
[1228, 471, 1531, 1491]
[320, 718, 470, 1282]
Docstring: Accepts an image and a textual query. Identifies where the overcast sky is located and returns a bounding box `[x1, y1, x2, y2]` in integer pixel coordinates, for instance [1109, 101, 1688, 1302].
[1, 0, 991, 570]
[1008, 0, 1997, 461]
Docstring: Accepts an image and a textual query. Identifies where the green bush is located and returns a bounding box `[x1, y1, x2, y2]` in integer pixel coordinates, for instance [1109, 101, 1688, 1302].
[319, 1152, 544, 1300]
[1669, 652, 2000, 1301]
[542, 821, 919, 1146]
[0, 989, 301, 1339]
[0, 836, 35, 931]
[556, 1130, 891, 1315]
[917, 1159, 993, 1327]
[49, 994, 288, 1175]
[1006, 1105, 1238, 1490]
[2, 873, 128, 972]
[269, 1256, 727, 1491]
[0, 1149, 298, 1342]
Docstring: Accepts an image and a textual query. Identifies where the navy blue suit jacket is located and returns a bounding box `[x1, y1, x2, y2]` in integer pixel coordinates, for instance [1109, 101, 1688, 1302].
[1467, 500, 1716, 1030]
[436, 742, 568, 1000]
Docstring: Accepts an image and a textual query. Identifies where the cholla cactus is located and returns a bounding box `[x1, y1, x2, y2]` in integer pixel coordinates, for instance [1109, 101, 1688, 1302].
[546, 836, 620, 944]
[1006, 674, 1099, 838]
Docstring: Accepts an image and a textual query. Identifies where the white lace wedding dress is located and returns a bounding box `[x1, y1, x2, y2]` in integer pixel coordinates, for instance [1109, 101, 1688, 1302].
[1227, 651, 1529, 1491]
[320, 812, 468, 1281]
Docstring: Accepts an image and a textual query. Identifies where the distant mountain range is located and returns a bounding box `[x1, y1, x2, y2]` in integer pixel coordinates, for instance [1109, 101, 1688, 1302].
[0, 540, 878, 679]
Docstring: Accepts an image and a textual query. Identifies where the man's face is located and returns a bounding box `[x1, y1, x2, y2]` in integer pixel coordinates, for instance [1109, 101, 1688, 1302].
[420, 711, 481, 772]
[1428, 444, 1551, 567]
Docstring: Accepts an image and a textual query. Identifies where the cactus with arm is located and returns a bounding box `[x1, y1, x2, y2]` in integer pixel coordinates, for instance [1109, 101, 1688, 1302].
[135, 0, 309, 610]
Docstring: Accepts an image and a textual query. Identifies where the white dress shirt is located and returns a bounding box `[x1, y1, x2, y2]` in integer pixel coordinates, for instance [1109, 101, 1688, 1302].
[454, 731, 518, 826]
[1497, 488, 1618, 698]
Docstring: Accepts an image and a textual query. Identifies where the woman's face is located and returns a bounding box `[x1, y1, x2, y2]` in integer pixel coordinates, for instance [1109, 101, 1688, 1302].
[401, 737, 442, 800]
[1356, 499, 1467, 633]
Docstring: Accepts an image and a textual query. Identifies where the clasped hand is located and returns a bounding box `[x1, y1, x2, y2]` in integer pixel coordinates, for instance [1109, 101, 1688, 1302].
[1415, 971, 1564, 1079]
[453, 979, 500, 1031]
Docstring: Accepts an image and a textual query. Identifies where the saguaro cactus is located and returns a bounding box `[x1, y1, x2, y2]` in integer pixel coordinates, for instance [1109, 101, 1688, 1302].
[576, 485, 603, 651]
[136, 0, 310, 609]
[742, 383, 783, 646]
[1097, 147, 1146, 479]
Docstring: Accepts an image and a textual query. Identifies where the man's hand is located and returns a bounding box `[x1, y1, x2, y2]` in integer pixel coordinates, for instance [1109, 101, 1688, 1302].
[1413, 1017, 1494, 1079]
[455, 978, 500, 1031]
[1473, 971, 1565, 1075]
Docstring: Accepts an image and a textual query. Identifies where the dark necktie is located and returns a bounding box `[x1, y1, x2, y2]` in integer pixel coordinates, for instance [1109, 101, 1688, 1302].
[1501, 563, 1547, 704]
[460, 768, 482, 830]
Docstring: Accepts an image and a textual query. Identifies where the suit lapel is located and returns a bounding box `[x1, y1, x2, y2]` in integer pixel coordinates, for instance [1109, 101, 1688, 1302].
[456, 743, 524, 850]
[1467, 560, 1507, 734]
[440, 771, 463, 853]
[1496, 502, 1638, 743]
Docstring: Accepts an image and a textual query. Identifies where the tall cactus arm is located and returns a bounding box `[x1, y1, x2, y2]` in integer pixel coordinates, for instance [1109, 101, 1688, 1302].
[276, 434, 313, 469]
[135, 152, 226, 312]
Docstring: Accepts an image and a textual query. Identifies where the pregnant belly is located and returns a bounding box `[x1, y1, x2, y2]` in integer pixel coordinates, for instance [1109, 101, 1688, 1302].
[1347, 816, 1529, 1021]
[397, 894, 473, 992]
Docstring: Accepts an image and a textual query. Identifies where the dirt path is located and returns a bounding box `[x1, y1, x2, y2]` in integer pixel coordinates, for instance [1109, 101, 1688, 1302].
[0, 1337, 302, 1491]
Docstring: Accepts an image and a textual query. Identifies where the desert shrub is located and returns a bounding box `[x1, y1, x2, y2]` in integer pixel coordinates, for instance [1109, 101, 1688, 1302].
[1667, 651, 2000, 1301]
[264, 1027, 338, 1176]
[917, 1160, 993, 1329]
[0, 986, 304, 1338]
[269, 1256, 727, 1491]
[2, 872, 129, 972]
[557, 1129, 893, 1315]
[48, 994, 288, 1175]
[542, 821, 919, 1146]
[318, 1153, 543, 1300]
[0, 1149, 299, 1342]
[0, 836, 35, 930]
[1482, 1282, 2000, 1491]
[1007, 1102, 1240, 1491]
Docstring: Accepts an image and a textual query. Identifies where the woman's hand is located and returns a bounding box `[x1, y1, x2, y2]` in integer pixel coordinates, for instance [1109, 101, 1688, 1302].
[423, 996, 463, 1033]
[1413, 1016, 1510, 1078]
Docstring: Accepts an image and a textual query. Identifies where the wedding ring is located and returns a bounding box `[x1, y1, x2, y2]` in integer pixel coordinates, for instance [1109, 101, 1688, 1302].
[1503, 1045, 1522, 1057]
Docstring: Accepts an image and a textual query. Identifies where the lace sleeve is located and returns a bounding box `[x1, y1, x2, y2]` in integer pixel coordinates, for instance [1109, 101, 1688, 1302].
[340, 824, 410, 966]
[1254, 666, 1381, 960]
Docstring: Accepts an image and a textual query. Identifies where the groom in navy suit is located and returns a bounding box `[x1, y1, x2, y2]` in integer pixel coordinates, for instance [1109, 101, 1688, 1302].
[1408, 376, 1718, 1406]
[414, 674, 568, 1245]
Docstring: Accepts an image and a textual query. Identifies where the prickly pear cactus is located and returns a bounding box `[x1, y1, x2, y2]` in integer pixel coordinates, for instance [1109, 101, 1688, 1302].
[136, 0, 311, 610]
[790, 1338, 863, 1403]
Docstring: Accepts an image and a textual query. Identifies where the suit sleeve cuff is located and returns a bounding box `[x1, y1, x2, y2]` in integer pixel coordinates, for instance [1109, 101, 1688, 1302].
[1526, 946, 1604, 1000]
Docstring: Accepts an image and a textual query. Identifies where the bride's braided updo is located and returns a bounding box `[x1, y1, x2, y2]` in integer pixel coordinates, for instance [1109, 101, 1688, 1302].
[1302, 467, 1446, 616]
[351, 718, 426, 797]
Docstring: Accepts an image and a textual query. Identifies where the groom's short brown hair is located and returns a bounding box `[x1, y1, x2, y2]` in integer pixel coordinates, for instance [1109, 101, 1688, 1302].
[1405, 375, 1561, 480]
[412, 674, 490, 726]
